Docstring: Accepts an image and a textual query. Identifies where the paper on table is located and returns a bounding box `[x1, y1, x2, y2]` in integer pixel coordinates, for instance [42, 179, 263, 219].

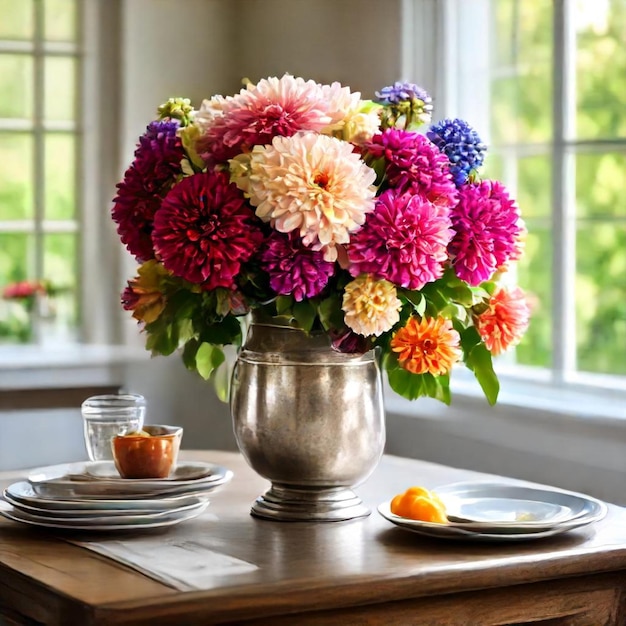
[69, 515, 258, 591]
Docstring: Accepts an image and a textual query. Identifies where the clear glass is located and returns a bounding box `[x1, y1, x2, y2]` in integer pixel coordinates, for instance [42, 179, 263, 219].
[575, 0, 626, 140]
[489, 0, 553, 145]
[44, 0, 77, 42]
[0, 0, 34, 39]
[0, 232, 33, 287]
[515, 219, 553, 369]
[43, 232, 78, 342]
[45, 133, 76, 219]
[0, 55, 34, 119]
[81, 394, 146, 461]
[44, 56, 76, 121]
[575, 221, 626, 376]
[0, 133, 34, 220]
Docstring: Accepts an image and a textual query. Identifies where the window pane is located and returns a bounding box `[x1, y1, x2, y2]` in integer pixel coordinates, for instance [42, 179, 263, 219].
[44, 56, 76, 121]
[490, 0, 553, 144]
[576, 153, 626, 218]
[516, 221, 552, 368]
[44, 0, 77, 42]
[44, 233, 78, 337]
[0, 0, 34, 40]
[0, 133, 34, 220]
[0, 234, 36, 344]
[575, 0, 626, 140]
[517, 155, 552, 219]
[0, 233, 34, 286]
[576, 222, 626, 375]
[45, 133, 75, 219]
[0, 55, 34, 119]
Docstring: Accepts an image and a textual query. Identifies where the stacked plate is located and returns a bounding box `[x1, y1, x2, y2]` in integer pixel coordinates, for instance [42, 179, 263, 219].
[0, 460, 232, 532]
[378, 481, 608, 542]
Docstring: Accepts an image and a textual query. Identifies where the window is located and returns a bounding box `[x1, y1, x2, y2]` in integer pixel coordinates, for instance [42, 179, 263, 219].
[0, 0, 82, 346]
[449, 0, 626, 397]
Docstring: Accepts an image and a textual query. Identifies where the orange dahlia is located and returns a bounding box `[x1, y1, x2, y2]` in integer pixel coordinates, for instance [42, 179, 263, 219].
[476, 286, 531, 356]
[390, 316, 462, 376]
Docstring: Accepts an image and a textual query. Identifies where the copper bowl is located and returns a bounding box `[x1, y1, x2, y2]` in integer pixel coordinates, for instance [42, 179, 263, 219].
[112, 425, 183, 479]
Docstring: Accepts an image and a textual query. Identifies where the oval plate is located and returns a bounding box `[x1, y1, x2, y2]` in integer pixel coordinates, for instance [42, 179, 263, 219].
[378, 481, 607, 541]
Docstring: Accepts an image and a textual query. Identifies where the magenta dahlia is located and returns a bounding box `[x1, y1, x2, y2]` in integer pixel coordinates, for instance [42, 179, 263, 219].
[365, 129, 458, 208]
[347, 189, 453, 290]
[449, 180, 523, 285]
[112, 120, 184, 261]
[151, 171, 263, 290]
[260, 231, 336, 301]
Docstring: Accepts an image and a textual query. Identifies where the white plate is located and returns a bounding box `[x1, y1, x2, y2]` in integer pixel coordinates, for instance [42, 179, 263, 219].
[433, 481, 606, 532]
[3, 498, 208, 526]
[4, 481, 204, 511]
[84, 460, 215, 482]
[0, 501, 208, 532]
[377, 502, 588, 542]
[27, 462, 233, 499]
[377, 482, 607, 541]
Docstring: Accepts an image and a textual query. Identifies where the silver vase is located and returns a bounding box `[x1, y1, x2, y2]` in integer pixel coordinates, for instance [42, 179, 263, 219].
[230, 315, 385, 522]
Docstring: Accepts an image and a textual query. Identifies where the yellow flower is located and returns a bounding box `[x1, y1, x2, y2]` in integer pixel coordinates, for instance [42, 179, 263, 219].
[391, 316, 462, 376]
[342, 274, 402, 337]
[122, 260, 169, 324]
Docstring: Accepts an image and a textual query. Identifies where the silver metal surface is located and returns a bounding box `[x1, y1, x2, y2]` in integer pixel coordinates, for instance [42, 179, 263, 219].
[230, 317, 385, 522]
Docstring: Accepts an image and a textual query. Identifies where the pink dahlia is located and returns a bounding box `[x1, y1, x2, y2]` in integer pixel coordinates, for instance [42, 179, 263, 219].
[347, 189, 453, 290]
[197, 75, 331, 165]
[365, 129, 458, 207]
[112, 120, 184, 261]
[151, 171, 263, 289]
[240, 132, 377, 262]
[449, 180, 523, 286]
[260, 231, 336, 302]
[476, 285, 530, 356]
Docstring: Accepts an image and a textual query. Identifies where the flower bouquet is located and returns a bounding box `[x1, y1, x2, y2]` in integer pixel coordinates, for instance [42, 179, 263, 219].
[113, 75, 530, 405]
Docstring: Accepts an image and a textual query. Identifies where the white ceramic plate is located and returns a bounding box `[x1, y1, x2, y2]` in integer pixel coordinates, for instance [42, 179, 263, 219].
[84, 460, 215, 482]
[3, 498, 208, 526]
[378, 482, 607, 541]
[0, 500, 208, 531]
[27, 462, 233, 499]
[433, 481, 607, 532]
[377, 502, 588, 542]
[3, 481, 205, 511]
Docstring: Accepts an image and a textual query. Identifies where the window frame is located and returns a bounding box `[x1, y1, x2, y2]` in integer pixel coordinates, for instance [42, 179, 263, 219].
[420, 0, 626, 411]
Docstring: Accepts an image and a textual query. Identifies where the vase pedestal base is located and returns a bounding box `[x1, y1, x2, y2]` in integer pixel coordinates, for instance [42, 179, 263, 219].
[250, 484, 370, 522]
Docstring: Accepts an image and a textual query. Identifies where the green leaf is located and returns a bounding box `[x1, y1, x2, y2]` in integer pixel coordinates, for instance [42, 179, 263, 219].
[275, 295, 293, 317]
[212, 359, 233, 403]
[293, 300, 316, 332]
[459, 325, 482, 355]
[466, 343, 500, 405]
[181, 338, 200, 371]
[176, 316, 195, 344]
[200, 315, 242, 345]
[388, 367, 425, 400]
[317, 294, 343, 330]
[145, 317, 178, 356]
[401, 290, 426, 316]
[195, 342, 226, 380]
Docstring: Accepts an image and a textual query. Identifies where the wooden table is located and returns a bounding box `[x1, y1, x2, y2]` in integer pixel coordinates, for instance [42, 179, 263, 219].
[1, 451, 626, 625]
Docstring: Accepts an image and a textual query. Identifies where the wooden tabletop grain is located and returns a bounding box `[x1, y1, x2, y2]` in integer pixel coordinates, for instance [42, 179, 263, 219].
[1, 450, 626, 626]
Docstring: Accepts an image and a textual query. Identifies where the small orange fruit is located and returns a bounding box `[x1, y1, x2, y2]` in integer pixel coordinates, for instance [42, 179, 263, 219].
[389, 486, 448, 524]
